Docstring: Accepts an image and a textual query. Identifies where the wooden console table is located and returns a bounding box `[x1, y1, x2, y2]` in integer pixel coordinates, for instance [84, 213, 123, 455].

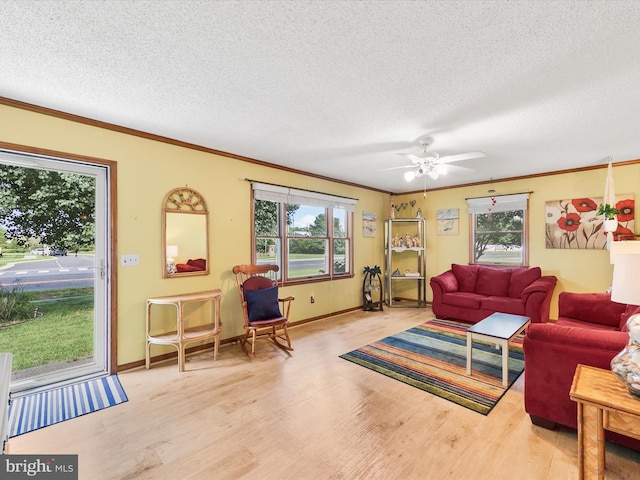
[570, 364, 640, 479]
[146, 290, 223, 372]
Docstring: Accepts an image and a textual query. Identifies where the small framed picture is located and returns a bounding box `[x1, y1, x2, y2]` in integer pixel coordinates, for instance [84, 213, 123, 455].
[437, 209, 459, 235]
[363, 211, 376, 237]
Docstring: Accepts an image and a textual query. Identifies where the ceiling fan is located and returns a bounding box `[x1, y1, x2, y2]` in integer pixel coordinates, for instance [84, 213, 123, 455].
[394, 137, 486, 182]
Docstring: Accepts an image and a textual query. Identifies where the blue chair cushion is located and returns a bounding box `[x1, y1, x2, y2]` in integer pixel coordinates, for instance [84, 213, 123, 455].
[246, 286, 282, 322]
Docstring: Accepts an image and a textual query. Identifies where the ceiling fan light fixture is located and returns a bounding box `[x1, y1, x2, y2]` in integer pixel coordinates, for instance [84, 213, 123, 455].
[404, 170, 416, 182]
[427, 169, 439, 180]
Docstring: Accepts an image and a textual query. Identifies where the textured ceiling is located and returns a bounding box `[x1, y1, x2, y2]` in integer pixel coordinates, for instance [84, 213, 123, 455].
[1, 0, 640, 193]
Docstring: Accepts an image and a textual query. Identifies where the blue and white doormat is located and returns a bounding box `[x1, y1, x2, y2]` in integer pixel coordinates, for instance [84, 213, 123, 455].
[8, 375, 128, 437]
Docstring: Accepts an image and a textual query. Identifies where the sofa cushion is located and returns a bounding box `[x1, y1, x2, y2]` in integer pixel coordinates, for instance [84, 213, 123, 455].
[475, 266, 511, 297]
[481, 296, 526, 316]
[442, 292, 482, 309]
[509, 267, 542, 298]
[620, 305, 640, 331]
[451, 264, 479, 293]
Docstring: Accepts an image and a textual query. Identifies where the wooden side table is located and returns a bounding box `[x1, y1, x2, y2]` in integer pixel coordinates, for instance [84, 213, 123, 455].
[570, 364, 640, 480]
[146, 290, 223, 372]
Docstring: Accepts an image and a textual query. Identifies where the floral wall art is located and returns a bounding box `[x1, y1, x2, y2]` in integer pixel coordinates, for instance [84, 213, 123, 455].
[545, 195, 635, 249]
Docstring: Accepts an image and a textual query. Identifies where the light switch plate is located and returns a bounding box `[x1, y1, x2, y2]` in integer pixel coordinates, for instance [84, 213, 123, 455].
[120, 254, 140, 266]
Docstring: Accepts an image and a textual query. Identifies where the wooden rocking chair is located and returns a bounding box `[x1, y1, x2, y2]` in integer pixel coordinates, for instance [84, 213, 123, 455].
[232, 264, 294, 357]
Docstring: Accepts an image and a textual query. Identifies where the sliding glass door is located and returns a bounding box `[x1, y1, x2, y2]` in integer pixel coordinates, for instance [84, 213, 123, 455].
[0, 150, 111, 393]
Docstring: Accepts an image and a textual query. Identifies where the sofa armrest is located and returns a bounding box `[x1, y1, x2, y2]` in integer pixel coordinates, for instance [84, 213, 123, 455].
[521, 275, 556, 323]
[430, 270, 458, 293]
[523, 323, 627, 430]
[522, 276, 556, 297]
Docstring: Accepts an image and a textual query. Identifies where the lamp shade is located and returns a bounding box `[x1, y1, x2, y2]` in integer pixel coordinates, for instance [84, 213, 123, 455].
[166, 245, 179, 258]
[611, 253, 640, 305]
[609, 241, 640, 264]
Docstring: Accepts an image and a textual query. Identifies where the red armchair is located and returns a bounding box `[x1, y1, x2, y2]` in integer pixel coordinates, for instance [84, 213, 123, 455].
[523, 292, 640, 450]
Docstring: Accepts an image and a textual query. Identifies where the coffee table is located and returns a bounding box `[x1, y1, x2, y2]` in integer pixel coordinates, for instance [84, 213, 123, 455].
[466, 312, 530, 387]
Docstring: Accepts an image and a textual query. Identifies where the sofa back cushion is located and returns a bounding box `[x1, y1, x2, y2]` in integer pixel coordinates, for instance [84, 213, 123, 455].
[509, 267, 542, 298]
[475, 266, 512, 297]
[559, 292, 626, 328]
[451, 264, 479, 292]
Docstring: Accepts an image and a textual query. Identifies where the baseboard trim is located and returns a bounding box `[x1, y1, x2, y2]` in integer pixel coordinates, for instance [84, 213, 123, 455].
[117, 305, 364, 372]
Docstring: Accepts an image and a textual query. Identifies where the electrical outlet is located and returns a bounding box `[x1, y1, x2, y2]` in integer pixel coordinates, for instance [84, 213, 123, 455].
[310, 295, 315, 304]
[120, 254, 140, 266]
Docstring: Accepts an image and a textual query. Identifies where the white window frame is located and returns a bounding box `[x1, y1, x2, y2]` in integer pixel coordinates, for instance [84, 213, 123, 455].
[252, 182, 356, 283]
[467, 193, 529, 266]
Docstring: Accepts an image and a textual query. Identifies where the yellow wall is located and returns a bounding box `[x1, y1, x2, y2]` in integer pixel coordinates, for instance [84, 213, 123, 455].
[2, 102, 638, 365]
[392, 164, 640, 318]
[0, 104, 389, 366]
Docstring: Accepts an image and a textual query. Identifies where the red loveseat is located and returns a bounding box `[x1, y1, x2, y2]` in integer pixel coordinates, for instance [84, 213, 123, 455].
[523, 292, 640, 450]
[429, 264, 557, 324]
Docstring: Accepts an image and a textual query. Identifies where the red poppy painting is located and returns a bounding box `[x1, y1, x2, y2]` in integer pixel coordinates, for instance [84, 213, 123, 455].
[546, 195, 635, 249]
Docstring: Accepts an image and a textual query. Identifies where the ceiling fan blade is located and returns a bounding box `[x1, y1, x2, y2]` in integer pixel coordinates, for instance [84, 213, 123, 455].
[439, 151, 486, 163]
[382, 164, 415, 171]
[397, 152, 439, 161]
[446, 164, 474, 173]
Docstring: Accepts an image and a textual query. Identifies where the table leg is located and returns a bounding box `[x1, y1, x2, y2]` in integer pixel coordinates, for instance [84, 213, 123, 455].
[580, 402, 605, 480]
[466, 332, 472, 375]
[501, 339, 509, 387]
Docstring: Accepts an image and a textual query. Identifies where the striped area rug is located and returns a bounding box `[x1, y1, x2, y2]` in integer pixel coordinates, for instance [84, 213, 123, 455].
[8, 375, 128, 437]
[339, 318, 524, 415]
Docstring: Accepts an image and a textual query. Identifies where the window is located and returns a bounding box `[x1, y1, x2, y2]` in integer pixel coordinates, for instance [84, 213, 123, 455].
[252, 183, 355, 282]
[467, 193, 529, 266]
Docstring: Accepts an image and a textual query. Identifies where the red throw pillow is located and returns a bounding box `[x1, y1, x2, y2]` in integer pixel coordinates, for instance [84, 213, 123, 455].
[509, 267, 542, 298]
[187, 258, 206, 270]
[475, 266, 512, 297]
[451, 264, 479, 293]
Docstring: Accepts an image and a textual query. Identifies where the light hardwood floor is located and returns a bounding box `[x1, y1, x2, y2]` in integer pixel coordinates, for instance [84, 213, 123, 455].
[9, 308, 640, 479]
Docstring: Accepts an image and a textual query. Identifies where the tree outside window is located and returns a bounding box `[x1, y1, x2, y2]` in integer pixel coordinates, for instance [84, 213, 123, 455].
[467, 193, 529, 266]
[473, 210, 525, 265]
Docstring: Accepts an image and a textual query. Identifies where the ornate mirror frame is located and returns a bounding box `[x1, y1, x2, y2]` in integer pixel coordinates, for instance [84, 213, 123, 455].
[162, 187, 210, 278]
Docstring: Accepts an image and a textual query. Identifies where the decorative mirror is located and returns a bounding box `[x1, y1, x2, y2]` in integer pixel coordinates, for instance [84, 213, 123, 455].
[162, 187, 209, 278]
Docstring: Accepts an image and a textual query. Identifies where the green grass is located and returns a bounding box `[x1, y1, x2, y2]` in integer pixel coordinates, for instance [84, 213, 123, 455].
[0, 287, 94, 371]
[0, 252, 50, 268]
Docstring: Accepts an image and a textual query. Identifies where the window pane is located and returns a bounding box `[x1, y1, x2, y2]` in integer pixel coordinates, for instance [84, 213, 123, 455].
[288, 204, 326, 237]
[474, 210, 524, 264]
[256, 238, 280, 265]
[288, 238, 328, 278]
[333, 209, 347, 238]
[476, 210, 523, 232]
[255, 200, 279, 236]
[334, 239, 349, 274]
